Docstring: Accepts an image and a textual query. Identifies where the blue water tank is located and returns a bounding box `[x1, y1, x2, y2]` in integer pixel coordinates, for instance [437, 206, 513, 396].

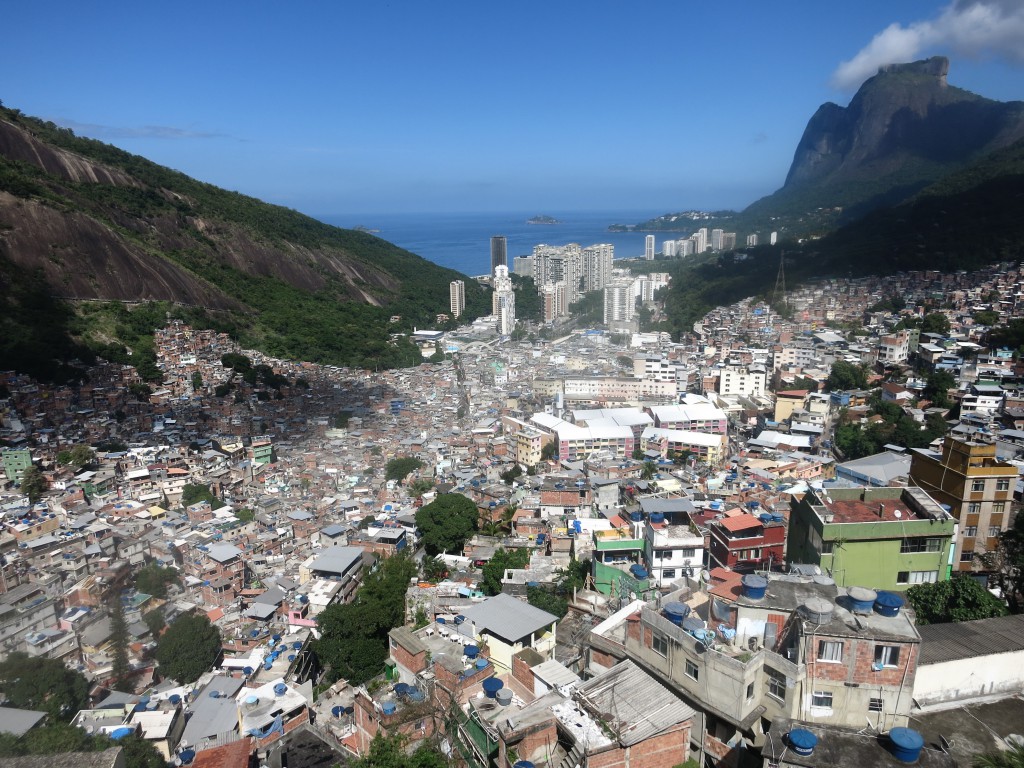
[436, 617, 446, 625]
[209, 690, 221, 699]
[629, 511, 643, 522]
[288, 654, 296, 662]
[874, 591, 905, 618]
[381, 700, 397, 715]
[408, 688, 424, 702]
[758, 513, 773, 525]
[274, 683, 287, 696]
[394, 683, 411, 697]
[243, 666, 254, 676]
[748, 500, 760, 510]
[179, 749, 196, 765]
[481, 677, 504, 698]
[888, 727, 925, 763]
[169, 694, 181, 705]
[465, 644, 479, 658]
[513, 762, 536, 768]
[847, 586, 877, 614]
[111, 727, 134, 740]
[770, 513, 784, 522]
[741, 574, 768, 600]
[788, 728, 817, 756]
[272, 634, 281, 642]
[662, 602, 690, 626]
[650, 512, 665, 524]
[332, 705, 344, 717]
[682, 615, 704, 633]
[630, 564, 648, 580]
[454, 615, 466, 625]
[573, 520, 582, 533]
[476, 657, 488, 669]
[298, 594, 309, 604]
[293, 641, 302, 650]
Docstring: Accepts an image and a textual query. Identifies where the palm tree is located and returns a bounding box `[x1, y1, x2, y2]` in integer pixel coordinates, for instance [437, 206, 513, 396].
[974, 744, 1024, 768]
[641, 461, 657, 481]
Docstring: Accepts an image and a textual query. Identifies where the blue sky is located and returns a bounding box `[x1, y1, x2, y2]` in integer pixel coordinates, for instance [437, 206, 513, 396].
[3, 1, 1023, 217]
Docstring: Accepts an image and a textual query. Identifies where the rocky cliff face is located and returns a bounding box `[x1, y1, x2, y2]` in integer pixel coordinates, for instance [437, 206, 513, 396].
[782, 57, 1024, 200]
[0, 116, 404, 308]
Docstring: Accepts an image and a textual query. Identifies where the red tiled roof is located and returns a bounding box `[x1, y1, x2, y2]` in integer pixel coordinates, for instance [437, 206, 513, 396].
[719, 515, 762, 532]
[191, 737, 252, 768]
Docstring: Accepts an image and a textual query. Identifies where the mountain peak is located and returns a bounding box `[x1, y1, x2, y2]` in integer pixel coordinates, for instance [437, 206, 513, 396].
[877, 55, 949, 85]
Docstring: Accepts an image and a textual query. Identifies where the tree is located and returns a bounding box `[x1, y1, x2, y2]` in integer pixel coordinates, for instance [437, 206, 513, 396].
[19, 465, 48, 504]
[316, 555, 416, 685]
[142, 608, 166, 636]
[974, 743, 1024, 768]
[179, 482, 224, 510]
[191, 371, 203, 391]
[407, 477, 434, 498]
[0, 653, 89, 721]
[352, 732, 448, 768]
[527, 586, 568, 619]
[641, 461, 657, 480]
[906, 575, 1008, 625]
[415, 493, 478, 555]
[480, 548, 531, 596]
[923, 369, 956, 407]
[421, 556, 448, 582]
[56, 444, 94, 467]
[631, 447, 646, 460]
[977, 511, 1024, 614]
[134, 563, 179, 599]
[109, 599, 132, 692]
[156, 613, 222, 682]
[385, 456, 424, 483]
[234, 507, 255, 523]
[921, 312, 951, 335]
[825, 360, 868, 392]
[500, 464, 523, 485]
[541, 441, 557, 461]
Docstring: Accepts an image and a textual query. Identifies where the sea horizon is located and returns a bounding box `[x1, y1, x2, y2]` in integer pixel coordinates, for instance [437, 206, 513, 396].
[317, 209, 690, 276]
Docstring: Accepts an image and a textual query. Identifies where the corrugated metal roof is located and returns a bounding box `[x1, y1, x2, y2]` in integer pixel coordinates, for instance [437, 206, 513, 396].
[918, 613, 1024, 665]
[576, 659, 694, 746]
[460, 593, 558, 643]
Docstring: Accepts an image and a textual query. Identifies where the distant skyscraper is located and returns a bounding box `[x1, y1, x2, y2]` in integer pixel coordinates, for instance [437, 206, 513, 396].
[770, 231, 778, 246]
[722, 232, 736, 251]
[582, 243, 614, 292]
[663, 240, 677, 258]
[645, 235, 655, 261]
[513, 255, 534, 278]
[711, 229, 724, 251]
[449, 280, 465, 319]
[490, 236, 508, 274]
[746, 234, 759, 247]
[492, 265, 516, 335]
[604, 279, 635, 324]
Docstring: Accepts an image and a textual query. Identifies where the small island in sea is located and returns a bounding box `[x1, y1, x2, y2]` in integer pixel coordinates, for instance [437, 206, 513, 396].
[527, 214, 561, 225]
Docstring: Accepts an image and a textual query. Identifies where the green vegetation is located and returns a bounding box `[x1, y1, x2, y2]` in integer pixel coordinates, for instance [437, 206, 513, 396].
[155, 613, 222, 682]
[180, 482, 225, 510]
[825, 360, 869, 392]
[421, 556, 449, 582]
[833, 398, 948, 460]
[109, 599, 131, 692]
[0, 104, 492, 380]
[481, 548, 531, 596]
[906, 575, 1008, 625]
[142, 608, 166, 636]
[134, 563, 180, 599]
[415, 493, 479, 555]
[510, 274, 542, 322]
[977, 511, 1024, 615]
[973, 742, 1024, 768]
[351, 732, 447, 768]
[0, 723, 165, 768]
[0, 653, 89, 720]
[384, 456, 424, 483]
[19, 465, 48, 504]
[56, 444, 94, 468]
[316, 554, 416, 685]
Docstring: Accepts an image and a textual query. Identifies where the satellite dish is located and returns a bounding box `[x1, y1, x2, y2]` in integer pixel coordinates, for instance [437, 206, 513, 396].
[894, 510, 902, 518]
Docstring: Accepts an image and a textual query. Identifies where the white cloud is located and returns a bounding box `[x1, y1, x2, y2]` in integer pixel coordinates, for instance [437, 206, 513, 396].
[831, 0, 1024, 90]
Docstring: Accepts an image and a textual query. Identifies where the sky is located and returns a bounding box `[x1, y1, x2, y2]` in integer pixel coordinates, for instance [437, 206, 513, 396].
[3, 0, 1023, 217]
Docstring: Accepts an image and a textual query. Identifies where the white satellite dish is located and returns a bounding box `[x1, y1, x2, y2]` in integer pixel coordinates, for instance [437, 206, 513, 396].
[894, 510, 902, 518]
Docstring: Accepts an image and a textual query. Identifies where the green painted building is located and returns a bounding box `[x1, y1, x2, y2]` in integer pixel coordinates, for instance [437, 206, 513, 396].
[788, 485, 956, 591]
[1, 449, 32, 484]
[591, 527, 652, 597]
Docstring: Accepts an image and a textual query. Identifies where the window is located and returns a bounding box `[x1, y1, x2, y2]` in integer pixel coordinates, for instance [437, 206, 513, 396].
[869, 697, 884, 713]
[997, 478, 1011, 492]
[811, 691, 833, 709]
[960, 550, 975, 562]
[897, 570, 938, 584]
[653, 633, 669, 657]
[993, 502, 1006, 515]
[766, 668, 786, 702]
[821, 540, 834, 555]
[685, 659, 699, 680]
[662, 569, 676, 579]
[964, 526, 978, 537]
[990, 526, 1002, 538]
[875, 645, 900, 668]
[900, 538, 942, 553]
[817, 640, 843, 662]
[746, 682, 755, 700]
[971, 479, 985, 492]
[968, 502, 981, 514]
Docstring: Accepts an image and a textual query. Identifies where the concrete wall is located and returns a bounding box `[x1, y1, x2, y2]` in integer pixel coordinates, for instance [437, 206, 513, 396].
[913, 650, 1024, 709]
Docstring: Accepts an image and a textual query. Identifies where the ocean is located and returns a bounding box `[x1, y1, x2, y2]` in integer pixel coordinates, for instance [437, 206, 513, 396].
[318, 210, 678, 276]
